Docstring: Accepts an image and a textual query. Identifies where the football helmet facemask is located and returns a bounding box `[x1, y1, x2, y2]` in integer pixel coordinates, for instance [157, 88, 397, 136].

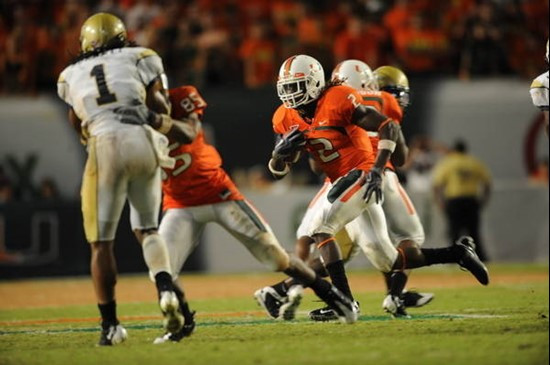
[331, 59, 377, 91]
[80, 12, 128, 53]
[373, 66, 410, 109]
[277, 55, 325, 109]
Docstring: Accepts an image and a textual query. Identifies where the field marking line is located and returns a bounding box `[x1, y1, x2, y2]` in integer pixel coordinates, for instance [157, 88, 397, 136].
[0, 312, 508, 335]
[0, 311, 268, 326]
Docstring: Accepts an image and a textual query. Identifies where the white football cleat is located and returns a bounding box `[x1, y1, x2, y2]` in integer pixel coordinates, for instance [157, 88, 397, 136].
[254, 286, 288, 319]
[382, 294, 410, 318]
[159, 291, 184, 333]
[98, 324, 128, 346]
[279, 285, 303, 320]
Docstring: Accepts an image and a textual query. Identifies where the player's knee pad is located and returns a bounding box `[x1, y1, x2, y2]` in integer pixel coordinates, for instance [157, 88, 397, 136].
[141, 233, 172, 278]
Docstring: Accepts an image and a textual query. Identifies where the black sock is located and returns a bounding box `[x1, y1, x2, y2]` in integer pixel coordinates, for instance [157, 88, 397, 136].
[98, 301, 118, 329]
[308, 275, 333, 301]
[325, 260, 353, 300]
[421, 247, 458, 265]
[389, 271, 408, 297]
[272, 281, 288, 296]
[154, 272, 174, 293]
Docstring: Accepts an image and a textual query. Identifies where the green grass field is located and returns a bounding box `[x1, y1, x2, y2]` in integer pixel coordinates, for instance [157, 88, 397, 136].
[0, 264, 548, 365]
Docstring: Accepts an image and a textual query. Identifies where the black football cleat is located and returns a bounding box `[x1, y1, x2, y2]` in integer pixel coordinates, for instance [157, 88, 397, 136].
[309, 301, 360, 322]
[319, 286, 358, 324]
[309, 306, 339, 322]
[401, 291, 434, 308]
[455, 236, 489, 285]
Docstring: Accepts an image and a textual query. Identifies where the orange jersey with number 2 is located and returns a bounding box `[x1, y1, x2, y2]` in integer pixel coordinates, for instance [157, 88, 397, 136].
[162, 86, 243, 209]
[273, 85, 376, 182]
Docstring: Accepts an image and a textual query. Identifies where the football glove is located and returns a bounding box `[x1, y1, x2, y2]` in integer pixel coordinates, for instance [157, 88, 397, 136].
[363, 167, 384, 204]
[113, 103, 157, 126]
[272, 126, 306, 161]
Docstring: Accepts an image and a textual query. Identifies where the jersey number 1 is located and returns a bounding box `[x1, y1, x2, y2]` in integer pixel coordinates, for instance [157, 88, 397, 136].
[91, 64, 117, 105]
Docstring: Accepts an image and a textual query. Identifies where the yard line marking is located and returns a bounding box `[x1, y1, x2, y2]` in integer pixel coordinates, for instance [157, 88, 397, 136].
[0, 311, 268, 326]
[439, 313, 509, 319]
[0, 313, 507, 335]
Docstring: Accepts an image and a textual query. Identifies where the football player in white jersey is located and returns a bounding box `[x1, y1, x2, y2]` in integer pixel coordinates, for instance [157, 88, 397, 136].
[529, 40, 549, 135]
[57, 13, 199, 346]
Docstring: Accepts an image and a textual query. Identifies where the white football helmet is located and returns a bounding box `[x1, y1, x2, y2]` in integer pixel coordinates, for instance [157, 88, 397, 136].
[331, 59, 377, 91]
[277, 55, 325, 109]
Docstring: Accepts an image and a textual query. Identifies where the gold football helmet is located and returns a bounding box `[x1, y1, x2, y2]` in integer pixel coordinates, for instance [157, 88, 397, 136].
[80, 13, 127, 53]
[373, 66, 410, 109]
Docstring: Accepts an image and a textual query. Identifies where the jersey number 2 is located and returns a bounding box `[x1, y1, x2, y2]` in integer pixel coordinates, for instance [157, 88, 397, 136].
[310, 138, 340, 163]
[91, 64, 117, 105]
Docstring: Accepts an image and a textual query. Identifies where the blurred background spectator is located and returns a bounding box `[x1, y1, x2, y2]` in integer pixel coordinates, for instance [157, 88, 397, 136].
[0, 0, 547, 94]
[432, 139, 492, 262]
[38, 178, 60, 201]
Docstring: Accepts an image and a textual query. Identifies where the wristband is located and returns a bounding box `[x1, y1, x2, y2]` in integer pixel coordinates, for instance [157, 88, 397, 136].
[157, 114, 173, 134]
[268, 158, 290, 176]
[378, 139, 396, 153]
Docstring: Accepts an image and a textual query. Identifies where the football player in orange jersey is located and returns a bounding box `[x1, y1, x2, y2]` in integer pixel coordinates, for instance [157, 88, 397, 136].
[255, 54, 489, 320]
[308, 62, 436, 319]
[152, 84, 359, 343]
[256, 61, 431, 320]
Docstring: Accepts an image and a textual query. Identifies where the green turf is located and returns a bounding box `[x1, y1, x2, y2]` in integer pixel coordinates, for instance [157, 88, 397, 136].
[0, 266, 548, 365]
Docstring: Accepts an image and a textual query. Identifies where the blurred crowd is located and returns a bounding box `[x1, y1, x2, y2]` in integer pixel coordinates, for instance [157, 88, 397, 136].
[0, 163, 60, 204]
[0, 0, 548, 94]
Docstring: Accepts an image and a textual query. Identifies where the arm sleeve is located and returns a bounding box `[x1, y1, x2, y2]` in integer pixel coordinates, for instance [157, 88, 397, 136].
[136, 48, 166, 88]
[56, 69, 72, 106]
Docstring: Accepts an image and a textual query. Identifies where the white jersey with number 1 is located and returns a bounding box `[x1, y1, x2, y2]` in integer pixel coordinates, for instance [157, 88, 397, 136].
[57, 46, 165, 137]
[56, 46, 167, 243]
